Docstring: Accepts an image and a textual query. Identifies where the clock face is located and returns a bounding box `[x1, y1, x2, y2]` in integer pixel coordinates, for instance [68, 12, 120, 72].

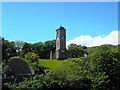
[57, 37, 59, 40]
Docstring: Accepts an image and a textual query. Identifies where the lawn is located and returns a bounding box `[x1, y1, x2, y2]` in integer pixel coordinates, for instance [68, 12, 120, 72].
[38, 59, 64, 71]
[38, 58, 83, 72]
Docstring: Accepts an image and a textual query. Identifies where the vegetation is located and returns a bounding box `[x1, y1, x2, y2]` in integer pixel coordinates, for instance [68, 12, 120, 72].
[68, 44, 87, 58]
[2, 37, 120, 90]
[38, 59, 63, 71]
[25, 52, 38, 61]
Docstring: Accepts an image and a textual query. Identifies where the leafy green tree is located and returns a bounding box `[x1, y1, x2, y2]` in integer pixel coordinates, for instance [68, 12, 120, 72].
[2, 38, 17, 62]
[15, 40, 25, 55]
[21, 40, 56, 59]
[42, 58, 92, 89]
[68, 44, 86, 58]
[25, 52, 38, 61]
[25, 52, 39, 70]
[87, 45, 120, 89]
[21, 42, 32, 57]
[32, 42, 46, 59]
[43, 40, 56, 59]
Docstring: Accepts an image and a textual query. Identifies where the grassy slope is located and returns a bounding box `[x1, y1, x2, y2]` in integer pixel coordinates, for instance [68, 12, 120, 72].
[38, 58, 83, 71]
[38, 59, 64, 71]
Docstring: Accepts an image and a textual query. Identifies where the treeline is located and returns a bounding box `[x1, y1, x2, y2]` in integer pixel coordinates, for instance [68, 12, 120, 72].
[2, 37, 56, 61]
[1, 37, 88, 62]
[3, 42, 120, 89]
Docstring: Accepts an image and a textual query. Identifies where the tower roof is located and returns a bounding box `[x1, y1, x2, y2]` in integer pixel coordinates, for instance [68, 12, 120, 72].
[56, 25, 66, 31]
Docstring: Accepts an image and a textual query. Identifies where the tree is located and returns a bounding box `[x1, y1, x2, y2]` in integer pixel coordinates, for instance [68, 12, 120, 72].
[68, 44, 86, 58]
[43, 40, 56, 59]
[21, 42, 32, 57]
[31, 42, 44, 58]
[21, 40, 56, 59]
[25, 52, 38, 61]
[15, 40, 25, 55]
[87, 45, 120, 89]
[2, 38, 17, 62]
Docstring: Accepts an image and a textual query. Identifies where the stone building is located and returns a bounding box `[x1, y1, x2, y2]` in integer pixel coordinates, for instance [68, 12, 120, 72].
[50, 26, 69, 60]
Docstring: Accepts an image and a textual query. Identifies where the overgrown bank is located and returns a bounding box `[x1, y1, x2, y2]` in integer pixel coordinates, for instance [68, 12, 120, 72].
[1, 38, 120, 89]
[3, 45, 120, 90]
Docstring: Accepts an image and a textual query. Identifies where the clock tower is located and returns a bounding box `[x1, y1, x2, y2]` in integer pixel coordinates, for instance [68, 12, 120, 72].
[55, 26, 68, 59]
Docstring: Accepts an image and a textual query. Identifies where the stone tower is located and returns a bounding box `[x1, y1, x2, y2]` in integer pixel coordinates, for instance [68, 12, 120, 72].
[55, 26, 68, 60]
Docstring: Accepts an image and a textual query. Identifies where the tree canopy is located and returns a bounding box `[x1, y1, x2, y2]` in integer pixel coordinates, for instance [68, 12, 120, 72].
[2, 37, 120, 89]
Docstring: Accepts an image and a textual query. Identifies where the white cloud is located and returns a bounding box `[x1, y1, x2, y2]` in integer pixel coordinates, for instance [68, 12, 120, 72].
[66, 30, 119, 47]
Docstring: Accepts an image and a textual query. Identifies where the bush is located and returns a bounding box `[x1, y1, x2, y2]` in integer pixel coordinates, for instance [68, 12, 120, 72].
[42, 59, 92, 89]
[87, 45, 120, 89]
[25, 52, 38, 61]
[3, 45, 120, 90]
[3, 75, 44, 90]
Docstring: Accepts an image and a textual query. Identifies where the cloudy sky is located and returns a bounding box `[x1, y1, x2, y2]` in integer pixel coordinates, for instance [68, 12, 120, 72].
[66, 30, 119, 47]
[2, 2, 119, 47]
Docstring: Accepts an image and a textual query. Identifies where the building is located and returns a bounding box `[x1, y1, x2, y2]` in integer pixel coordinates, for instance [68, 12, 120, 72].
[50, 26, 69, 60]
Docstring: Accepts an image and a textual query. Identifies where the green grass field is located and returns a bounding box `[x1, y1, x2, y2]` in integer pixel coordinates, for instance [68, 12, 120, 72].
[38, 59, 64, 71]
[38, 58, 83, 72]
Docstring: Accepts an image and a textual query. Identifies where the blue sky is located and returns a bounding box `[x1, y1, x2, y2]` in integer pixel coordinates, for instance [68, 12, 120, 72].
[2, 2, 118, 45]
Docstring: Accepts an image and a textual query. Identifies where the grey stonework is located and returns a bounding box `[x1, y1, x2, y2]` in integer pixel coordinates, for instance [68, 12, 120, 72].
[51, 26, 69, 60]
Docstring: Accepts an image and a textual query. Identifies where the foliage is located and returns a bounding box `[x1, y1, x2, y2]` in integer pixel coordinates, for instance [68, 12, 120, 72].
[14, 40, 25, 55]
[87, 45, 120, 89]
[3, 75, 44, 90]
[68, 44, 87, 58]
[2, 37, 120, 89]
[25, 52, 38, 61]
[2, 38, 17, 62]
[43, 40, 56, 58]
[44, 59, 92, 89]
[38, 59, 63, 71]
[24, 52, 40, 70]
[21, 40, 56, 59]
[20, 42, 32, 57]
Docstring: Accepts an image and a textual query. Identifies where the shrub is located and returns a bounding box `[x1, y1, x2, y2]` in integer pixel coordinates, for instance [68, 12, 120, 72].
[3, 75, 44, 90]
[25, 52, 38, 61]
[42, 59, 92, 89]
[87, 45, 120, 89]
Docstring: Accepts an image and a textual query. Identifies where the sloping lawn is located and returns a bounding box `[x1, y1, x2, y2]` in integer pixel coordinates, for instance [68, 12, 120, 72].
[38, 59, 64, 71]
[38, 58, 83, 72]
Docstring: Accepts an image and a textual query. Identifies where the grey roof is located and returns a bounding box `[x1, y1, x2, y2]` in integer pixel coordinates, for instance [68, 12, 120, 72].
[56, 26, 66, 30]
[8, 58, 34, 75]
